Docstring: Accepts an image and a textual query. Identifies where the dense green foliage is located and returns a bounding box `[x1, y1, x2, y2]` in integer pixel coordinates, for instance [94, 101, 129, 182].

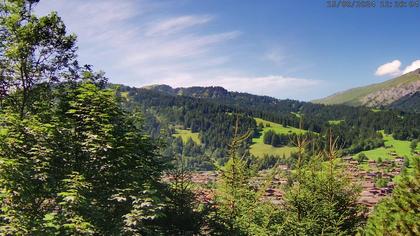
[1, 1, 418, 235]
[206, 124, 282, 235]
[158, 158, 206, 235]
[0, 1, 171, 234]
[281, 160, 365, 235]
[0, 80, 172, 234]
[281, 170, 365, 235]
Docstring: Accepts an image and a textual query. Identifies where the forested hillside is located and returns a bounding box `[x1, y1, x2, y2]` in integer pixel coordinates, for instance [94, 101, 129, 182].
[118, 84, 420, 170]
[0, 1, 418, 235]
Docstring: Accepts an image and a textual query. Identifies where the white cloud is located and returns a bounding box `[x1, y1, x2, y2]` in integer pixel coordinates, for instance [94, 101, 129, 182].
[116, 31, 240, 67]
[35, 1, 238, 80]
[146, 15, 213, 36]
[402, 60, 420, 74]
[375, 60, 401, 76]
[375, 59, 420, 77]
[34, 0, 320, 100]
[152, 73, 322, 99]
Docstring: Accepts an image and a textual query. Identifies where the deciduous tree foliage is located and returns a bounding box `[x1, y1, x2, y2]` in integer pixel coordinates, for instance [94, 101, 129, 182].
[0, 1, 168, 234]
[0, 0, 78, 117]
[0, 81, 169, 234]
[0, 1, 417, 235]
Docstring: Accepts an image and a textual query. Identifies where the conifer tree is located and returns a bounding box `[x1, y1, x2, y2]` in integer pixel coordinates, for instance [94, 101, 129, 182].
[158, 155, 205, 235]
[211, 117, 283, 235]
[280, 127, 365, 235]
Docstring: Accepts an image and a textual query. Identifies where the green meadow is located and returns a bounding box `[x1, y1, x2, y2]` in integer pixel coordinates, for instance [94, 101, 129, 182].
[173, 128, 201, 144]
[250, 118, 306, 157]
[250, 143, 297, 158]
[358, 132, 419, 161]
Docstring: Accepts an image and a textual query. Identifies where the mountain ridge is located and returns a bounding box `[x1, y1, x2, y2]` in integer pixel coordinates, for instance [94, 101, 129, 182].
[117, 82, 420, 168]
[143, 84, 231, 99]
[312, 69, 420, 110]
[140, 84, 289, 109]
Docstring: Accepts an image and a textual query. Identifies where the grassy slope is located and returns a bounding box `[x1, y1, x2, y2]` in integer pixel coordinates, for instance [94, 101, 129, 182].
[313, 71, 420, 105]
[173, 129, 201, 144]
[254, 118, 306, 138]
[358, 132, 419, 161]
[328, 120, 344, 125]
[250, 118, 306, 157]
[120, 91, 129, 99]
[250, 144, 297, 158]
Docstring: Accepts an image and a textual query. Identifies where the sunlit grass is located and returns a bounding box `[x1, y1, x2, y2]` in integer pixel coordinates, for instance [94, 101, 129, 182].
[359, 131, 418, 160]
[173, 128, 201, 144]
[250, 143, 297, 158]
[250, 117, 306, 157]
[328, 120, 344, 125]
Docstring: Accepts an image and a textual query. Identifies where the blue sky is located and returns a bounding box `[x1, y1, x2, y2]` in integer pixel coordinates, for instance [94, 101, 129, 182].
[36, 0, 420, 101]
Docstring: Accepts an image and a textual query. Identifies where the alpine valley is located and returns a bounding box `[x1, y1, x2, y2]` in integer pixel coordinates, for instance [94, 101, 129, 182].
[116, 71, 419, 171]
[1, 1, 419, 234]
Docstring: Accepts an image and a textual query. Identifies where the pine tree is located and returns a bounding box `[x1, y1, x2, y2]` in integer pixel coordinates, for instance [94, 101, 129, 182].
[263, 129, 273, 145]
[159, 155, 204, 235]
[210, 117, 283, 235]
[279, 128, 366, 235]
[271, 133, 280, 147]
[411, 139, 418, 154]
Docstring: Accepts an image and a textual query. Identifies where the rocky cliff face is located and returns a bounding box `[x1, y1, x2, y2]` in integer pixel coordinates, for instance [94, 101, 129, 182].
[313, 68, 420, 110]
[388, 91, 420, 113]
[361, 80, 420, 107]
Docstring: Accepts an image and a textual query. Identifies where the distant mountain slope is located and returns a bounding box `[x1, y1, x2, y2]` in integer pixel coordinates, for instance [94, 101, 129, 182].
[143, 84, 278, 103]
[123, 83, 419, 136]
[313, 69, 420, 107]
[388, 91, 420, 113]
[117, 83, 419, 170]
[143, 84, 232, 99]
[142, 84, 301, 113]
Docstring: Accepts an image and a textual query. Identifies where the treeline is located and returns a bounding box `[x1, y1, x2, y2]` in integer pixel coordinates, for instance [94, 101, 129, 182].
[120, 87, 256, 149]
[118, 82, 419, 169]
[119, 87, 254, 168]
[1, 1, 418, 235]
[158, 84, 420, 141]
[263, 130, 292, 147]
